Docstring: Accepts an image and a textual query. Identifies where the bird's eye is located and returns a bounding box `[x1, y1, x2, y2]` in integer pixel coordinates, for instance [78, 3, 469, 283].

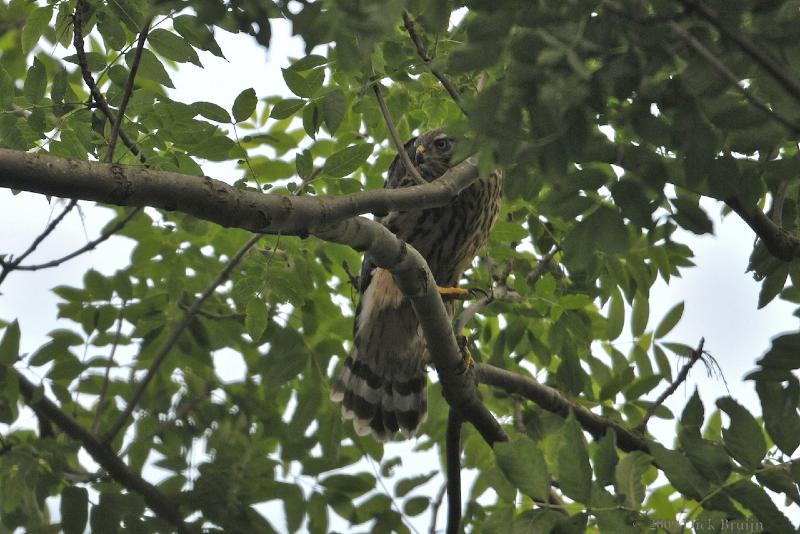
[433, 138, 450, 150]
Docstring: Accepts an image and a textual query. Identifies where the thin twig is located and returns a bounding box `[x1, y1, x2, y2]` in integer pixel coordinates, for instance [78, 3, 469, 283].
[772, 179, 789, 228]
[445, 410, 462, 534]
[668, 21, 800, 134]
[92, 302, 126, 432]
[474, 362, 648, 452]
[106, 17, 152, 163]
[103, 234, 262, 443]
[677, 0, 800, 105]
[372, 83, 426, 185]
[454, 295, 493, 333]
[73, 1, 146, 163]
[402, 11, 466, 115]
[16, 208, 141, 272]
[0, 199, 77, 286]
[526, 247, 559, 285]
[177, 302, 245, 321]
[429, 481, 448, 534]
[638, 338, 706, 431]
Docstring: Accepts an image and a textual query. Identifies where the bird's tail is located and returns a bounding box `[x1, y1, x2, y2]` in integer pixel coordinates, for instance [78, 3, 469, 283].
[330, 355, 427, 441]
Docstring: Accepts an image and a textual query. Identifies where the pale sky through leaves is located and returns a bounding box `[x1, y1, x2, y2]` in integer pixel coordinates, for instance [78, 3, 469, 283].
[1, 16, 798, 531]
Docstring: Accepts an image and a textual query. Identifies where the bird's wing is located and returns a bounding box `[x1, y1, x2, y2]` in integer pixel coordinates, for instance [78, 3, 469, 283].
[358, 136, 419, 294]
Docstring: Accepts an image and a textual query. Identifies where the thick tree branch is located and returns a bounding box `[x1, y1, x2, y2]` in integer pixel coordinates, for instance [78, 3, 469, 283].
[726, 196, 800, 261]
[678, 0, 800, 105]
[473, 363, 648, 452]
[0, 148, 479, 236]
[584, 139, 800, 262]
[14, 370, 192, 532]
[316, 218, 508, 445]
[0, 147, 505, 444]
[445, 411, 462, 534]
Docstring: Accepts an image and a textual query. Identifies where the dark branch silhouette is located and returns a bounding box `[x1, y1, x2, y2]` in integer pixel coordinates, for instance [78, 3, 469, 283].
[106, 17, 152, 163]
[15, 370, 192, 533]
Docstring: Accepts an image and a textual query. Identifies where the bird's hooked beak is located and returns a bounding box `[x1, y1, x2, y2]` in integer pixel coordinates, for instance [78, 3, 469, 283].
[414, 145, 425, 165]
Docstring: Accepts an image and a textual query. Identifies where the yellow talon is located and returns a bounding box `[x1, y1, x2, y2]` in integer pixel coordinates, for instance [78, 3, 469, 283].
[456, 335, 474, 373]
[438, 286, 472, 301]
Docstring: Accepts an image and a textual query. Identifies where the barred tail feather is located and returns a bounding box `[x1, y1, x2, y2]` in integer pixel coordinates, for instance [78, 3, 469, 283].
[330, 356, 427, 441]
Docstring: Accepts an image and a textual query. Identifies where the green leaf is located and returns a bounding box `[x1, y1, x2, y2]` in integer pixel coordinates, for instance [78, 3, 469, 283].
[756, 465, 800, 504]
[193, 101, 231, 123]
[61, 486, 89, 534]
[307, 492, 328, 533]
[593, 429, 618, 487]
[755, 380, 800, 455]
[173, 15, 224, 58]
[148, 28, 202, 66]
[614, 451, 651, 509]
[758, 333, 800, 370]
[494, 436, 550, 501]
[322, 144, 373, 177]
[563, 206, 629, 269]
[21, 6, 53, 56]
[270, 98, 305, 119]
[631, 293, 648, 337]
[322, 89, 347, 134]
[654, 302, 684, 339]
[557, 414, 592, 503]
[232, 87, 257, 122]
[289, 54, 328, 71]
[0, 66, 13, 109]
[395, 472, 436, 497]
[302, 101, 322, 139]
[282, 67, 324, 98]
[0, 320, 20, 365]
[671, 197, 713, 235]
[648, 442, 709, 500]
[403, 496, 429, 516]
[725, 479, 795, 534]
[716, 397, 766, 470]
[321, 473, 375, 497]
[295, 150, 313, 179]
[190, 135, 237, 161]
[127, 48, 174, 88]
[245, 297, 268, 341]
[62, 52, 107, 71]
[680, 389, 704, 430]
[98, 14, 126, 51]
[606, 291, 624, 341]
[758, 263, 789, 309]
[24, 57, 47, 104]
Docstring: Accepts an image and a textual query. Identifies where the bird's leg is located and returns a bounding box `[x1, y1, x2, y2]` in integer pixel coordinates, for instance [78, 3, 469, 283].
[422, 338, 474, 372]
[455, 335, 474, 373]
[438, 286, 489, 301]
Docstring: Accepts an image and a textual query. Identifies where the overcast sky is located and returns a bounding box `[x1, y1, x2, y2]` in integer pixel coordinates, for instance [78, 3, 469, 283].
[1, 15, 798, 531]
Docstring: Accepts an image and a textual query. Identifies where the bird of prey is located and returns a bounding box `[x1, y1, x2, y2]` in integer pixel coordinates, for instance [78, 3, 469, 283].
[330, 129, 503, 440]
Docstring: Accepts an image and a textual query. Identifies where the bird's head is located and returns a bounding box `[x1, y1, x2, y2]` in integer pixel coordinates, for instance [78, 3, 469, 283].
[413, 129, 456, 181]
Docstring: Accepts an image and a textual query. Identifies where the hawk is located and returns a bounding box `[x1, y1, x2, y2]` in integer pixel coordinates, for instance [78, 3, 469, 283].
[330, 129, 503, 440]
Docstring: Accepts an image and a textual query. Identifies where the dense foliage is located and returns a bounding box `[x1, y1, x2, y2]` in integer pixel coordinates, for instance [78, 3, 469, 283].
[0, 0, 799, 532]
